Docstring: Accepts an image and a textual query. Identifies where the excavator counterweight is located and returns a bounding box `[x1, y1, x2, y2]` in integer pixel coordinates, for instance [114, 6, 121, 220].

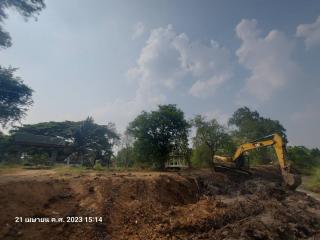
[214, 133, 301, 189]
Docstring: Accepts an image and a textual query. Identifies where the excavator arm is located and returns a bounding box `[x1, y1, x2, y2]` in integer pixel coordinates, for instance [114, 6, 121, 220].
[214, 133, 301, 189]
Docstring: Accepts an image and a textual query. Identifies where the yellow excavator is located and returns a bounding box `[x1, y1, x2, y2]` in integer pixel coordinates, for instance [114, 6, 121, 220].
[213, 133, 301, 189]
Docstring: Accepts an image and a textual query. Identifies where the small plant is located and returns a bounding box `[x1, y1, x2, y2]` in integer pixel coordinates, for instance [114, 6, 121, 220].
[93, 161, 104, 171]
[23, 153, 51, 166]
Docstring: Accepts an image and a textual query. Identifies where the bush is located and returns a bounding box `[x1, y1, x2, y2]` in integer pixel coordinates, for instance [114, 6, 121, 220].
[93, 161, 104, 171]
[287, 146, 320, 174]
[23, 153, 51, 166]
[115, 147, 137, 168]
[305, 167, 320, 193]
[191, 144, 211, 167]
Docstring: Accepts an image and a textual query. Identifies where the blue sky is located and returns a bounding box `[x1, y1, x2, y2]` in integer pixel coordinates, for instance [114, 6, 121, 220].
[0, 0, 320, 147]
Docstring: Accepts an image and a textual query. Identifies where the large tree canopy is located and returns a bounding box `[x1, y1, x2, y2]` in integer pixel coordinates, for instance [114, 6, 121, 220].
[127, 104, 190, 169]
[0, 0, 45, 48]
[73, 117, 119, 165]
[228, 107, 287, 165]
[10, 117, 119, 166]
[10, 120, 81, 140]
[228, 107, 287, 142]
[0, 67, 33, 126]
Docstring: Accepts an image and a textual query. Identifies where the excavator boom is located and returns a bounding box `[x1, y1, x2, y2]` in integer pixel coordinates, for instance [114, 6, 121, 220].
[214, 133, 301, 189]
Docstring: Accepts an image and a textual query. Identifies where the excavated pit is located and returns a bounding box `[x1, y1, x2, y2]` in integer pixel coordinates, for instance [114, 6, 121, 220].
[0, 168, 319, 240]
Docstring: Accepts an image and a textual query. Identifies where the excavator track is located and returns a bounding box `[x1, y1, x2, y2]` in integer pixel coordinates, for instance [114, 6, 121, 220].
[214, 164, 252, 176]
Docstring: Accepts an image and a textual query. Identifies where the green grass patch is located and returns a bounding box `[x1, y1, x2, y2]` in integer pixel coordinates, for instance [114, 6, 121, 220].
[304, 167, 320, 193]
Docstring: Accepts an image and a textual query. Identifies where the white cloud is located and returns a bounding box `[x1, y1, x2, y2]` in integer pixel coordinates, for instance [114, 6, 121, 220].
[296, 16, 320, 49]
[202, 110, 230, 125]
[128, 25, 185, 89]
[92, 94, 164, 133]
[131, 22, 145, 39]
[180, 40, 233, 97]
[94, 25, 233, 132]
[128, 25, 233, 97]
[236, 19, 300, 101]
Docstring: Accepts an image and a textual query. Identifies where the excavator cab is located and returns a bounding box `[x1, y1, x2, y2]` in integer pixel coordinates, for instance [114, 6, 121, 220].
[214, 133, 301, 190]
[234, 152, 250, 169]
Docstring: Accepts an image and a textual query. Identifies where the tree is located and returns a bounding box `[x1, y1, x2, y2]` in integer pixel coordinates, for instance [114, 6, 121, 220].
[4, 122, 70, 164]
[73, 117, 119, 167]
[11, 121, 81, 141]
[9, 121, 81, 162]
[10, 118, 120, 166]
[228, 107, 287, 164]
[115, 131, 136, 168]
[287, 146, 320, 173]
[192, 115, 232, 169]
[115, 146, 137, 168]
[127, 104, 190, 169]
[0, 0, 45, 126]
[0, 0, 45, 48]
[0, 132, 10, 160]
[228, 107, 287, 142]
[0, 67, 33, 126]
[191, 143, 212, 167]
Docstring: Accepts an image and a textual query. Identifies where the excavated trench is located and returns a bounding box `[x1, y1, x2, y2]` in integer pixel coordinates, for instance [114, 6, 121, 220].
[0, 169, 319, 240]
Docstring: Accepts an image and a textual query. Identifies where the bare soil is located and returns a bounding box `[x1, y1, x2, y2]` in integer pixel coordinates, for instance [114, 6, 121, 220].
[0, 167, 319, 240]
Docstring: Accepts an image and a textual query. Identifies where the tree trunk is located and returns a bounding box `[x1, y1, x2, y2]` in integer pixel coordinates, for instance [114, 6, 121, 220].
[209, 149, 216, 174]
[160, 161, 165, 171]
[50, 150, 58, 165]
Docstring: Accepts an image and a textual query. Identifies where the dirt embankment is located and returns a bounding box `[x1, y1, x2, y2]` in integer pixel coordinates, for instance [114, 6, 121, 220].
[0, 168, 319, 240]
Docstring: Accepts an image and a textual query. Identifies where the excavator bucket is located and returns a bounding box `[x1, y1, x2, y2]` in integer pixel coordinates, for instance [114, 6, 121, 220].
[283, 171, 302, 190]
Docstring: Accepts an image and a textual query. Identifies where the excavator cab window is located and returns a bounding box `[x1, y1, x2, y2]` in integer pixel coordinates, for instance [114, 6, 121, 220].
[235, 153, 250, 169]
[243, 155, 250, 169]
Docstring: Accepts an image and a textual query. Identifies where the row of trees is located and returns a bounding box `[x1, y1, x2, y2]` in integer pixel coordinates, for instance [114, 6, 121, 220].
[1, 103, 300, 170]
[117, 105, 281, 169]
[287, 146, 320, 174]
[116, 105, 320, 172]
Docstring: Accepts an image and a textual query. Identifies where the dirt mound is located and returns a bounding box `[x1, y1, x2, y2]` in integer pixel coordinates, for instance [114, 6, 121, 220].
[0, 169, 319, 240]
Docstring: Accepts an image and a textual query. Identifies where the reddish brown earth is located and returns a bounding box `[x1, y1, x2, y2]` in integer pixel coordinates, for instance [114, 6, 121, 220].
[0, 167, 319, 240]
